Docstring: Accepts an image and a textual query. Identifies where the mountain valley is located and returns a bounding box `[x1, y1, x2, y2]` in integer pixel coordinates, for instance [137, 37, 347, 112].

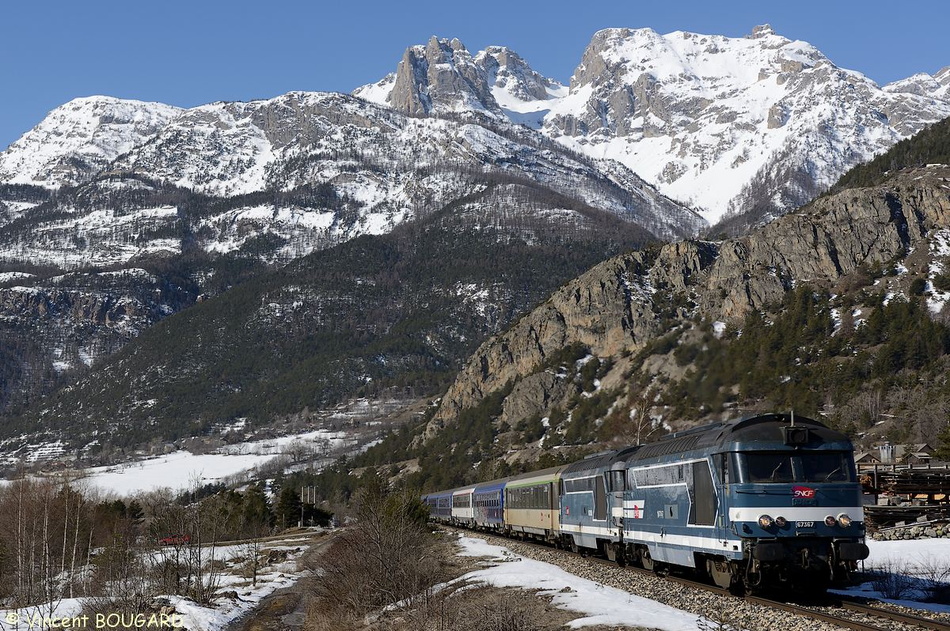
[0, 25, 949, 469]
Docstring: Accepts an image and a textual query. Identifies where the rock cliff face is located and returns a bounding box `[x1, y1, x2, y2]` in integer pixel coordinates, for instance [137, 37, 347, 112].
[430, 165, 950, 429]
[388, 37, 498, 116]
[0, 268, 194, 414]
[354, 37, 565, 121]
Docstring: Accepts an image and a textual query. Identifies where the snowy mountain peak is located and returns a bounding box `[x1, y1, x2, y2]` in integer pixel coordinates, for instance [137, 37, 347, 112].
[371, 36, 497, 116]
[542, 26, 950, 223]
[885, 68, 950, 100]
[0, 96, 183, 187]
[747, 24, 777, 39]
[354, 37, 564, 124]
[476, 46, 562, 102]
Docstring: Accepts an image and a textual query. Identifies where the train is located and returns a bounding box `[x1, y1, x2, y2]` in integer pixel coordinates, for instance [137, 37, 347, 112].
[422, 413, 870, 593]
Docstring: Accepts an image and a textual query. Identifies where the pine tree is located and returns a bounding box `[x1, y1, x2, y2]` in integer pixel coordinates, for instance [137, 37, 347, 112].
[275, 485, 302, 529]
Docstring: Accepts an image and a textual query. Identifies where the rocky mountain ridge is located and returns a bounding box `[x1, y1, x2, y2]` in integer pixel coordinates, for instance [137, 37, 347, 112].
[358, 26, 950, 227]
[0, 97, 183, 187]
[1, 91, 701, 257]
[428, 163, 950, 442]
[0, 89, 700, 413]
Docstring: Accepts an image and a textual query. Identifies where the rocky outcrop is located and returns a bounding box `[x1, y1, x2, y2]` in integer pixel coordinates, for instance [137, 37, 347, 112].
[431, 166, 950, 428]
[363, 37, 565, 120]
[387, 37, 498, 116]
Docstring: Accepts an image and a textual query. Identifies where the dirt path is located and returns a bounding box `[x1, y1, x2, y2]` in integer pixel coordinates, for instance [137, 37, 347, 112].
[226, 533, 335, 631]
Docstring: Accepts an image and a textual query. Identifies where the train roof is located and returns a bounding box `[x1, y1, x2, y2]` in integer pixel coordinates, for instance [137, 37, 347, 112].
[473, 479, 508, 493]
[626, 413, 851, 463]
[504, 464, 568, 487]
[562, 446, 640, 476]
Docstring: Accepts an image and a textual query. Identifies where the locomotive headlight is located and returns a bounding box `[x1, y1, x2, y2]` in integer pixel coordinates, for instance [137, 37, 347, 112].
[775, 516, 788, 527]
[758, 514, 774, 528]
[837, 513, 852, 527]
[824, 515, 837, 527]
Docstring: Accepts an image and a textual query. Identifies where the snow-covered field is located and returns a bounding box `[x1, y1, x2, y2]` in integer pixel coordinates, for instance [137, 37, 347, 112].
[80, 430, 347, 496]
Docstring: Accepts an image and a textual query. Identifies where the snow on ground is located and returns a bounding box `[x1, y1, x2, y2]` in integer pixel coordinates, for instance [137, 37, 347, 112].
[0, 599, 85, 631]
[864, 536, 950, 572]
[833, 538, 950, 615]
[82, 430, 347, 496]
[83, 450, 277, 495]
[0, 534, 315, 631]
[455, 535, 702, 630]
[169, 541, 310, 631]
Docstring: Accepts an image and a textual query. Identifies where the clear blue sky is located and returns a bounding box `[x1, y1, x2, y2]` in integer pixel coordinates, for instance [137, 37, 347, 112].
[2, 0, 948, 151]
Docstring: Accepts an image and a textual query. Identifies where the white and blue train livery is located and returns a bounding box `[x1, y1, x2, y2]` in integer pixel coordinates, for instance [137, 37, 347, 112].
[423, 413, 869, 593]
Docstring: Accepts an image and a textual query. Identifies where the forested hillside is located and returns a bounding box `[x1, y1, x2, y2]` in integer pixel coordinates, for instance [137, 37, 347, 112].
[284, 118, 950, 499]
[1, 177, 654, 460]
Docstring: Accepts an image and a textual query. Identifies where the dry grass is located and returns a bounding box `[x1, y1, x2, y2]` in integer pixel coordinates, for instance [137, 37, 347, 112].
[305, 530, 656, 631]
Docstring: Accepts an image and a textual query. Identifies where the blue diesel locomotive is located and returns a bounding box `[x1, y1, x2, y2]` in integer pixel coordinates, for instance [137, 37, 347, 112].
[423, 413, 869, 592]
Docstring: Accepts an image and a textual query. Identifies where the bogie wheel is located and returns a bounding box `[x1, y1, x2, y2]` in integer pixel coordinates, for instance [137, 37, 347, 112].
[606, 543, 625, 566]
[706, 558, 734, 590]
[640, 547, 655, 571]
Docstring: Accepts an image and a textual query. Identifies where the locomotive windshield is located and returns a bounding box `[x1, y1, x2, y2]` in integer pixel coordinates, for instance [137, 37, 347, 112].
[736, 451, 853, 483]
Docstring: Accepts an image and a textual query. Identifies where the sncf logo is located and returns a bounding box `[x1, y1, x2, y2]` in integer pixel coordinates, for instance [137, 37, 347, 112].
[793, 486, 816, 499]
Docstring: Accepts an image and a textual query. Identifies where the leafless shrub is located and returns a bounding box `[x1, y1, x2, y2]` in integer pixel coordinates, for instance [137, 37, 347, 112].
[442, 588, 542, 631]
[866, 559, 918, 600]
[307, 479, 445, 626]
[914, 556, 950, 603]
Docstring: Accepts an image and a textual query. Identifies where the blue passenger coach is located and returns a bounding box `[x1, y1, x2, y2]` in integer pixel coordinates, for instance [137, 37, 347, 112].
[472, 480, 506, 530]
[422, 490, 453, 523]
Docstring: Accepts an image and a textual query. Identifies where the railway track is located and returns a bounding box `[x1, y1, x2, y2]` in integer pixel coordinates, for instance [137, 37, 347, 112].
[447, 527, 950, 631]
[745, 594, 950, 631]
[832, 598, 950, 631]
[602, 556, 950, 631]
